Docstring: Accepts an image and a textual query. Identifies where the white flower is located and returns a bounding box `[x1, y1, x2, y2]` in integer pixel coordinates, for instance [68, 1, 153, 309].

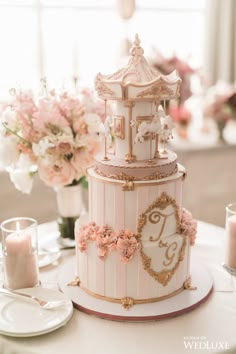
[9, 169, 34, 194]
[32, 137, 54, 157]
[8, 154, 36, 194]
[17, 154, 36, 170]
[0, 136, 20, 168]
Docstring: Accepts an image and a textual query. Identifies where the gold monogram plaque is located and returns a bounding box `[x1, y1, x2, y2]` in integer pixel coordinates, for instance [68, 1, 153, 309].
[137, 192, 186, 286]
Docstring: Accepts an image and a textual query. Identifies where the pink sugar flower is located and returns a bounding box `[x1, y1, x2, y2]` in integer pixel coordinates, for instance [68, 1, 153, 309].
[180, 208, 197, 246]
[76, 222, 99, 252]
[117, 230, 139, 263]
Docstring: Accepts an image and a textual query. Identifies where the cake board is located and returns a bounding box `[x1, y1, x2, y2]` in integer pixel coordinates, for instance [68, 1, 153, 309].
[58, 258, 213, 322]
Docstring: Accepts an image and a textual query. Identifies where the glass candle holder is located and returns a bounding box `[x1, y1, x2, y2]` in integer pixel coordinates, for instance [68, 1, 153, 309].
[223, 203, 236, 275]
[0, 217, 39, 289]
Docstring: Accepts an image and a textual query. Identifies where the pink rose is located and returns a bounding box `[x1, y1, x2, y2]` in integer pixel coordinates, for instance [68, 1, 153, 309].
[38, 159, 76, 187]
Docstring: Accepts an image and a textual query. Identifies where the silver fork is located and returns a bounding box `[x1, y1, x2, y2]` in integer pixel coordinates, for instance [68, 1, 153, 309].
[0, 287, 68, 309]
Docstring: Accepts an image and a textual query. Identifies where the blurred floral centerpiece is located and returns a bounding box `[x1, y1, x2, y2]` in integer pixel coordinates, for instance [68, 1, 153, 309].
[0, 87, 105, 239]
[152, 51, 197, 104]
[169, 104, 192, 139]
[203, 81, 236, 141]
[152, 51, 199, 139]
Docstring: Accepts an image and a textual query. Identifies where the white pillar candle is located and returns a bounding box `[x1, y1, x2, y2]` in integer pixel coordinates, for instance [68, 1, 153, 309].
[225, 214, 236, 270]
[4, 232, 39, 290]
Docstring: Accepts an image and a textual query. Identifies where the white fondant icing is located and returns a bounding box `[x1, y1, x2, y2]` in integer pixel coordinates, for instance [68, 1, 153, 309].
[87, 165, 184, 235]
[114, 101, 156, 161]
[75, 164, 191, 301]
[76, 235, 189, 300]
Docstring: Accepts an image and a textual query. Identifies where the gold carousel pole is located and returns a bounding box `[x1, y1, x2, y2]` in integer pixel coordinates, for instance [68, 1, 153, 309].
[125, 100, 135, 163]
[162, 100, 167, 154]
[154, 101, 160, 159]
[103, 99, 109, 161]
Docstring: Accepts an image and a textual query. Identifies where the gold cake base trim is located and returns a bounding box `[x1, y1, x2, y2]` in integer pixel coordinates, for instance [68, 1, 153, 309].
[68, 277, 188, 310]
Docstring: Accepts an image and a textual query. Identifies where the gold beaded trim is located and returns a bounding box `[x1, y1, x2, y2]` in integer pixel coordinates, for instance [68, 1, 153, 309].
[67, 276, 185, 310]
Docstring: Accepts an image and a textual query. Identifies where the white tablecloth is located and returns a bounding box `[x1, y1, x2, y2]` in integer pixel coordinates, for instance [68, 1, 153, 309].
[1, 221, 236, 354]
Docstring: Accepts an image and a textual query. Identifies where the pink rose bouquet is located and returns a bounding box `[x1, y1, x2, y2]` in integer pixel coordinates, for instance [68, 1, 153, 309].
[0, 88, 105, 193]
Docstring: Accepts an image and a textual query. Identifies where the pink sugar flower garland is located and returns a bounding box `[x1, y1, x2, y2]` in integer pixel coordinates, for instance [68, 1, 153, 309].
[76, 208, 197, 262]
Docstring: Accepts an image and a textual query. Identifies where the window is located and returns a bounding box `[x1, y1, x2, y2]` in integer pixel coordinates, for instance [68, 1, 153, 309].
[0, 0, 206, 98]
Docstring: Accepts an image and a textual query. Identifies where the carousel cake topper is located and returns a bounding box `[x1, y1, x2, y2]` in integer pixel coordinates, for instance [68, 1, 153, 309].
[95, 34, 181, 165]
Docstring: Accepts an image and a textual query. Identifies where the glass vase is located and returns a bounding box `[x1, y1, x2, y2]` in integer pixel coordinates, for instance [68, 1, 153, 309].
[217, 120, 226, 143]
[55, 184, 87, 242]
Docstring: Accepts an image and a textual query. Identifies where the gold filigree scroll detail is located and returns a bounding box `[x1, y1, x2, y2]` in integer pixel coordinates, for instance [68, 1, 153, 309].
[148, 210, 175, 242]
[67, 276, 81, 286]
[137, 192, 181, 236]
[163, 241, 178, 267]
[94, 164, 178, 182]
[125, 152, 136, 163]
[137, 83, 174, 98]
[95, 74, 115, 97]
[140, 237, 186, 286]
[158, 239, 168, 248]
[183, 276, 197, 290]
[137, 192, 186, 286]
[121, 297, 134, 310]
[122, 180, 134, 191]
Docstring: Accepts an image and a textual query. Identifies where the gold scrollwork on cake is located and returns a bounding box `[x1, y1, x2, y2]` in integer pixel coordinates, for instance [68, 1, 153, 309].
[125, 152, 136, 163]
[121, 297, 134, 310]
[148, 210, 175, 242]
[137, 192, 180, 235]
[137, 83, 174, 98]
[158, 239, 168, 248]
[122, 180, 134, 191]
[183, 276, 197, 290]
[94, 164, 178, 182]
[163, 241, 178, 267]
[67, 276, 81, 286]
[137, 192, 186, 286]
[140, 238, 186, 286]
[95, 74, 115, 97]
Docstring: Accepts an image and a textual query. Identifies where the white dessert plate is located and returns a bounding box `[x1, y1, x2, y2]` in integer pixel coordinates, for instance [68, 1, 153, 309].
[38, 251, 61, 268]
[0, 287, 73, 337]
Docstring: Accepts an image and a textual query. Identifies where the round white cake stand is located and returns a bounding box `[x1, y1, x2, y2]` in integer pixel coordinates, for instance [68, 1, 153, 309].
[58, 258, 213, 322]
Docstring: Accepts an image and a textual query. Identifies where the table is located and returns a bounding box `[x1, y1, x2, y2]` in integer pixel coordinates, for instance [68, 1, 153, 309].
[1, 221, 236, 354]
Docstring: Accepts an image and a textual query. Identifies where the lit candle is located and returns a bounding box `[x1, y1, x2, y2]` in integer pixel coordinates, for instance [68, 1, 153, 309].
[225, 214, 236, 270]
[4, 231, 39, 290]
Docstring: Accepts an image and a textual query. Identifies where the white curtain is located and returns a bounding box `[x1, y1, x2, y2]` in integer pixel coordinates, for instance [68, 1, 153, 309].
[204, 0, 236, 84]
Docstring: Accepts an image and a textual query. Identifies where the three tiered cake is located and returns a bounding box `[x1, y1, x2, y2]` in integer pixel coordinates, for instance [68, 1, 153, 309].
[74, 35, 197, 311]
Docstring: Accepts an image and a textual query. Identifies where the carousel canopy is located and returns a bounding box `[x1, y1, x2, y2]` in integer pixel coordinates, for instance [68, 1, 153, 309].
[95, 34, 181, 102]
